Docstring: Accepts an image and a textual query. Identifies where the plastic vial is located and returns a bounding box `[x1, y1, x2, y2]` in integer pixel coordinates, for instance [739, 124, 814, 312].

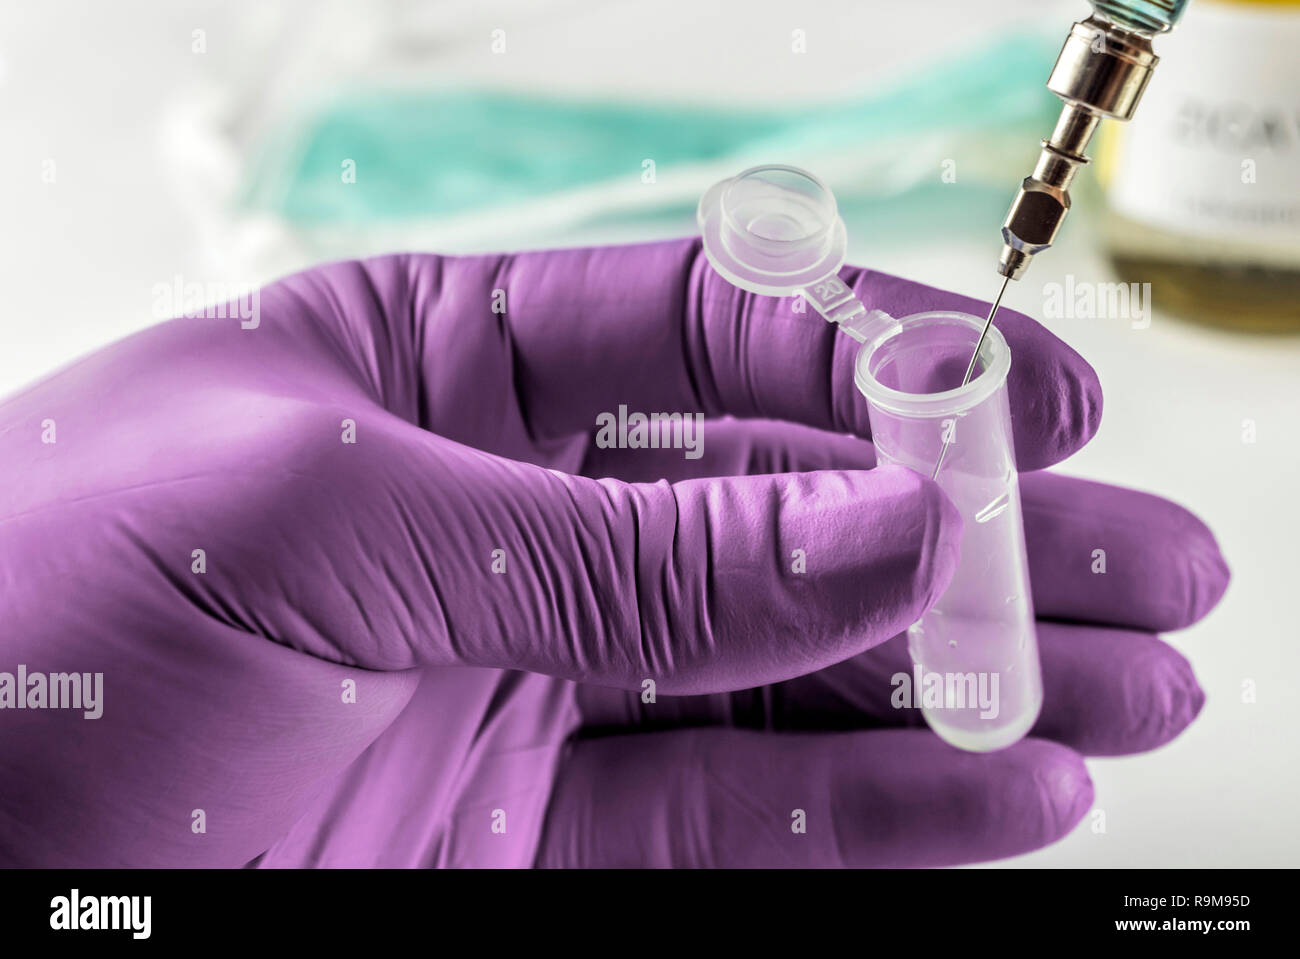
[854, 311, 1042, 752]
[697, 164, 1043, 751]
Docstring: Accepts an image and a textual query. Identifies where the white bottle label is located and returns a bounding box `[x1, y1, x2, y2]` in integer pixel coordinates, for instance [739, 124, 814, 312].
[1108, 1, 1300, 244]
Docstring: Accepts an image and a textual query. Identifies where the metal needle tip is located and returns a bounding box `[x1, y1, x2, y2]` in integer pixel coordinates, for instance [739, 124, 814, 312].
[964, 274, 1011, 386]
[930, 275, 1012, 480]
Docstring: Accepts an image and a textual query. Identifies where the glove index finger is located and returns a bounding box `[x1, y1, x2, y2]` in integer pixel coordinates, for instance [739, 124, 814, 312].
[411, 239, 1101, 471]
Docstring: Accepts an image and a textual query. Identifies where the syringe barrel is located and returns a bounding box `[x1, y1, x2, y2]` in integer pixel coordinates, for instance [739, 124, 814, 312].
[1091, 0, 1190, 35]
[854, 311, 1042, 752]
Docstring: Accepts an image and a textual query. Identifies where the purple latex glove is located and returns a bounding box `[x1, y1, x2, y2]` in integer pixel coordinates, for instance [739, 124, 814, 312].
[0, 238, 1227, 868]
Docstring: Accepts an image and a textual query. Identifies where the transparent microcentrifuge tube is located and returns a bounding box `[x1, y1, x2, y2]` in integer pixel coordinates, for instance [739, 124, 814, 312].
[698, 164, 1041, 752]
[855, 311, 1042, 752]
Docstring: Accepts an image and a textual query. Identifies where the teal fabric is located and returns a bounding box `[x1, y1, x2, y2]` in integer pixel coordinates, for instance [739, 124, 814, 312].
[241, 32, 1059, 227]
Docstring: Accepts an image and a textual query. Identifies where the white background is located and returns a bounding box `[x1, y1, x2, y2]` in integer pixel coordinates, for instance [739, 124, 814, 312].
[1, 0, 1296, 867]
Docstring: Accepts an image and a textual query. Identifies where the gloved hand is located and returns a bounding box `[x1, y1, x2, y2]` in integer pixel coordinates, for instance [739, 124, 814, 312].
[0, 238, 1227, 868]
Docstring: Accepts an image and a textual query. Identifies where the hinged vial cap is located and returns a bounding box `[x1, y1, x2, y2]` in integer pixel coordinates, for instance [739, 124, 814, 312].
[697, 165, 847, 298]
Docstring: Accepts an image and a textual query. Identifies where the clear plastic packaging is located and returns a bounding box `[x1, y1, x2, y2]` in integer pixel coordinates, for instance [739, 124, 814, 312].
[855, 311, 1042, 751]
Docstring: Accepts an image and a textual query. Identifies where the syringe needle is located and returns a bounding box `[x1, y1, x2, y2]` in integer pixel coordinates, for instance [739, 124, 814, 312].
[965, 275, 1010, 387]
[930, 275, 1011, 480]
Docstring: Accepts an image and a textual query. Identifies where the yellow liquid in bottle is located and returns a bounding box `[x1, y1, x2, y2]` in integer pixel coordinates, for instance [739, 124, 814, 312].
[1095, 0, 1300, 333]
